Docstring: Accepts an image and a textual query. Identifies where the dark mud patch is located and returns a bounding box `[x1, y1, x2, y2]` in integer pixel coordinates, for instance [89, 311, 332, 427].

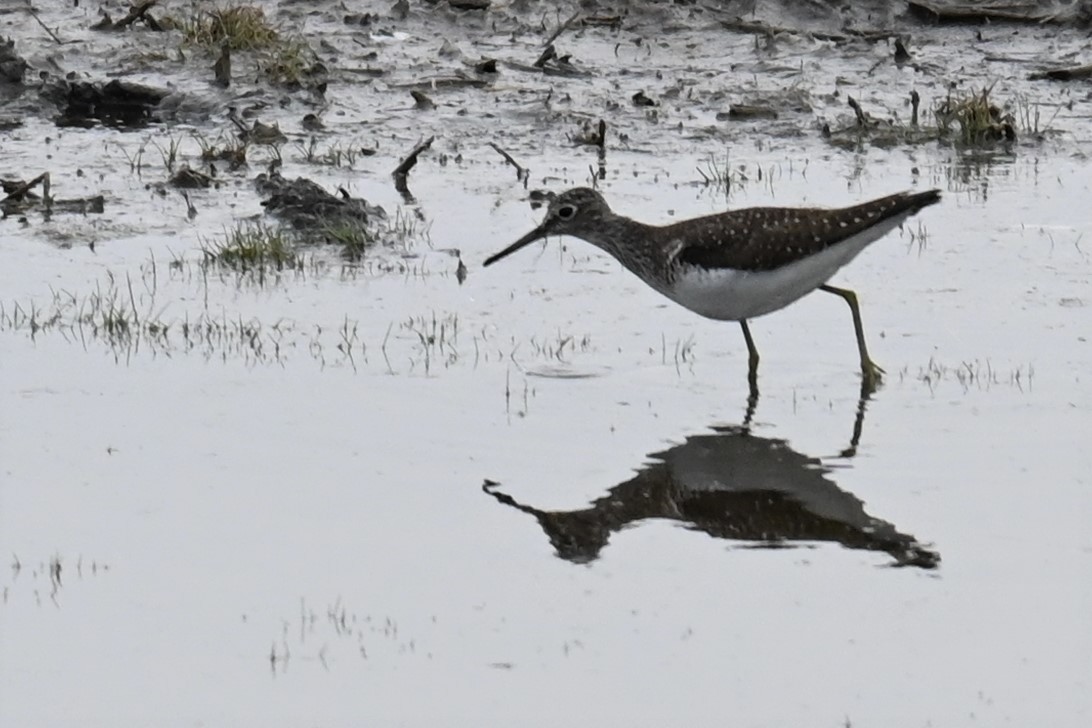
[54, 78, 171, 128]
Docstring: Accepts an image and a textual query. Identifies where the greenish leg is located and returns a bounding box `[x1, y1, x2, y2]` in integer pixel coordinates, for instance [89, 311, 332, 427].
[819, 284, 884, 389]
[739, 320, 760, 372]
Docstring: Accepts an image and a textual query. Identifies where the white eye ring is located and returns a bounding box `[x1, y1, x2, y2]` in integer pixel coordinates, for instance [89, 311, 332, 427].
[556, 205, 577, 220]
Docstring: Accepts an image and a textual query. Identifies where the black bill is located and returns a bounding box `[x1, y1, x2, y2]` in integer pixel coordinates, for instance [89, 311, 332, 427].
[482, 224, 549, 267]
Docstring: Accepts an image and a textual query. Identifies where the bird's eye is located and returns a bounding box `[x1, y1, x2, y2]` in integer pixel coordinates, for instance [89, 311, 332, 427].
[556, 204, 577, 220]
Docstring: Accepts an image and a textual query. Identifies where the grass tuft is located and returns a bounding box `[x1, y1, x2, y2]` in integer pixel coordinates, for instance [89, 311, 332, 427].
[934, 86, 1016, 145]
[321, 221, 376, 260]
[181, 5, 279, 51]
[179, 4, 317, 85]
[201, 222, 300, 272]
[257, 40, 316, 86]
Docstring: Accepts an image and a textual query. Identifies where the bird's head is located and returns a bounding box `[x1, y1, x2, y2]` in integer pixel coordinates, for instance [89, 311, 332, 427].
[483, 188, 613, 266]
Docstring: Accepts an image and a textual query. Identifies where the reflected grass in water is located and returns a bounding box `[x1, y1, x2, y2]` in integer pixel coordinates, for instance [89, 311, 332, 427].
[3, 553, 111, 608]
[268, 597, 423, 675]
[909, 357, 1035, 393]
[0, 256, 592, 375]
[0, 280, 287, 365]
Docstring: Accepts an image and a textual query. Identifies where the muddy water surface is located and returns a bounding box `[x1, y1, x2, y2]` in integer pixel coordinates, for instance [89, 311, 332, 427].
[2, 2, 1091, 727]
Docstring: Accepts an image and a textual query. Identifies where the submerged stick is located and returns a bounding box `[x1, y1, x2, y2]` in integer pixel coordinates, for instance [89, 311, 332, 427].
[894, 37, 911, 64]
[847, 96, 867, 127]
[392, 136, 435, 199]
[213, 43, 231, 87]
[533, 44, 557, 69]
[393, 136, 435, 178]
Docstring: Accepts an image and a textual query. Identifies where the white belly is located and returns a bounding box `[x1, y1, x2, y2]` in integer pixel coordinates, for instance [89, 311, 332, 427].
[661, 217, 906, 321]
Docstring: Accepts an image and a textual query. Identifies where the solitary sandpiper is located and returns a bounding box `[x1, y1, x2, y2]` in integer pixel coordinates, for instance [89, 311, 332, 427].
[483, 187, 941, 388]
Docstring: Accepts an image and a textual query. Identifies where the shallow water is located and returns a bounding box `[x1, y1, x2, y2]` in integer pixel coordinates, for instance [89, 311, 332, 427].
[2, 2, 1091, 726]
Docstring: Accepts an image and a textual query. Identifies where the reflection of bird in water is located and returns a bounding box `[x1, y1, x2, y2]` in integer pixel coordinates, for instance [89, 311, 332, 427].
[484, 424, 939, 569]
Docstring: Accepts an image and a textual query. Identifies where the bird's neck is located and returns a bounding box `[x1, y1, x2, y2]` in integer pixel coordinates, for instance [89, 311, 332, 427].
[575, 214, 657, 272]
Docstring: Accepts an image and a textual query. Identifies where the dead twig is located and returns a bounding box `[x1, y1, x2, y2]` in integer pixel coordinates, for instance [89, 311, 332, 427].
[543, 10, 580, 48]
[114, 0, 161, 31]
[26, 7, 65, 44]
[2, 172, 50, 202]
[533, 44, 557, 69]
[489, 143, 529, 185]
[716, 16, 897, 43]
[908, 0, 1074, 24]
[1029, 63, 1092, 81]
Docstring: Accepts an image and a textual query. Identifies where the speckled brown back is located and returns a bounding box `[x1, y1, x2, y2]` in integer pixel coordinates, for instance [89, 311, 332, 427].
[671, 189, 941, 272]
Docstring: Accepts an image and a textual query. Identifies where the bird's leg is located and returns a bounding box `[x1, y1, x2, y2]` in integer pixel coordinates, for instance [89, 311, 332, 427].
[819, 284, 884, 390]
[739, 320, 760, 427]
[739, 319, 760, 373]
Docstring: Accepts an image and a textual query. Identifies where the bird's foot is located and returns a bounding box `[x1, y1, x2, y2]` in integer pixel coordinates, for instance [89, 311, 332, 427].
[862, 360, 885, 392]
